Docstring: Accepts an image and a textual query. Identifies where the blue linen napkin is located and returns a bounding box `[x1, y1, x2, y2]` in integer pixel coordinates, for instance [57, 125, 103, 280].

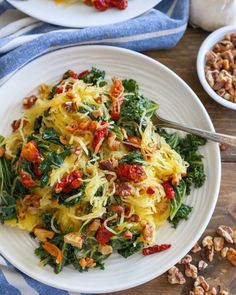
[0, 0, 189, 294]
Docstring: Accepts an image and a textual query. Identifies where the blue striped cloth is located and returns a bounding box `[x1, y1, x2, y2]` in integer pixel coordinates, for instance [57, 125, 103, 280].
[0, 0, 189, 294]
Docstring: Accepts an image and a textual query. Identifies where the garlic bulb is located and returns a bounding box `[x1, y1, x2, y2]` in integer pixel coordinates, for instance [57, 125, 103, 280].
[190, 0, 236, 31]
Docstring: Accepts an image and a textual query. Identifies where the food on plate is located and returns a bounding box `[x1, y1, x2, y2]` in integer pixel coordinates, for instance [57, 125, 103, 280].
[205, 33, 236, 103]
[0, 68, 206, 273]
[54, 0, 128, 11]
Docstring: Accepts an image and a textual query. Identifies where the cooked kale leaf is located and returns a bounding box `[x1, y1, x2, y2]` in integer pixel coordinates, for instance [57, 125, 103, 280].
[122, 79, 139, 95]
[42, 128, 62, 145]
[120, 95, 159, 128]
[119, 151, 144, 165]
[169, 203, 192, 228]
[81, 67, 105, 85]
[39, 147, 71, 187]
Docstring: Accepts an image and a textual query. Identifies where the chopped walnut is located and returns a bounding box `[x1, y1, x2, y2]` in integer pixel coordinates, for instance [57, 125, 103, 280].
[142, 222, 154, 242]
[167, 266, 186, 285]
[198, 260, 208, 271]
[23, 194, 41, 209]
[22, 95, 38, 109]
[92, 109, 103, 118]
[64, 232, 84, 248]
[98, 244, 113, 255]
[79, 257, 96, 268]
[88, 219, 101, 232]
[213, 237, 224, 252]
[190, 286, 205, 295]
[221, 247, 229, 258]
[205, 287, 217, 295]
[34, 228, 55, 242]
[11, 118, 23, 131]
[107, 132, 120, 151]
[178, 254, 192, 265]
[202, 236, 213, 247]
[185, 263, 198, 279]
[191, 243, 202, 253]
[205, 245, 214, 262]
[38, 83, 51, 95]
[217, 225, 234, 243]
[194, 276, 210, 291]
[226, 247, 236, 266]
[219, 291, 229, 295]
[233, 229, 236, 244]
[123, 230, 133, 239]
[63, 101, 77, 113]
[59, 135, 68, 145]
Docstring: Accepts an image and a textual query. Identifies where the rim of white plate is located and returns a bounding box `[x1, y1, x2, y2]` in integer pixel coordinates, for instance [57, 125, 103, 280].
[0, 45, 221, 293]
[6, 0, 162, 28]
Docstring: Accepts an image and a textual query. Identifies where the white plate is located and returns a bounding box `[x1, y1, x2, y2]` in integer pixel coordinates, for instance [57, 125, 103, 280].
[6, 0, 162, 28]
[0, 45, 221, 293]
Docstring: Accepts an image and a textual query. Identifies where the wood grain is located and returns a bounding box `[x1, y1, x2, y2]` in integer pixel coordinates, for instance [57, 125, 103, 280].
[98, 28, 236, 295]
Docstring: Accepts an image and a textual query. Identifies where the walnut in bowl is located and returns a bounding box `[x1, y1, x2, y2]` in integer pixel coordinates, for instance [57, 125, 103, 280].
[197, 26, 236, 110]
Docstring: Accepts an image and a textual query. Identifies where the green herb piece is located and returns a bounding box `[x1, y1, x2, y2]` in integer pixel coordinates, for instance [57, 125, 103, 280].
[41, 212, 53, 230]
[169, 203, 192, 228]
[122, 79, 139, 95]
[78, 104, 98, 120]
[110, 124, 123, 140]
[0, 157, 16, 222]
[118, 241, 144, 258]
[21, 158, 35, 178]
[157, 129, 180, 149]
[111, 230, 143, 258]
[40, 147, 70, 187]
[81, 67, 105, 85]
[52, 183, 86, 207]
[120, 95, 159, 129]
[42, 128, 62, 145]
[48, 85, 57, 100]
[95, 186, 103, 197]
[34, 116, 43, 133]
[119, 151, 144, 165]
[169, 180, 186, 220]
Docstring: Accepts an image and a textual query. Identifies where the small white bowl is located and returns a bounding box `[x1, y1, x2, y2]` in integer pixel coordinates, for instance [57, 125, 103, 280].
[197, 25, 236, 110]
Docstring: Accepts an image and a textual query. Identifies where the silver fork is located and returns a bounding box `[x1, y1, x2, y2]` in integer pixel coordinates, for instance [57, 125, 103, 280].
[152, 113, 236, 148]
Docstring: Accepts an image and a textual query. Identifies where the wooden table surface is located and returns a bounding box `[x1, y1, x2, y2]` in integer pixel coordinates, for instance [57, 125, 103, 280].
[100, 28, 236, 295]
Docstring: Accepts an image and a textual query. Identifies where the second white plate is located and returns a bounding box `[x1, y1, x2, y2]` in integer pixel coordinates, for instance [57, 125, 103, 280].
[7, 0, 162, 28]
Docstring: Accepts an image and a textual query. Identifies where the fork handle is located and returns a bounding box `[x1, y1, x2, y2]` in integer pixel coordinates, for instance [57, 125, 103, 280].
[157, 119, 236, 148]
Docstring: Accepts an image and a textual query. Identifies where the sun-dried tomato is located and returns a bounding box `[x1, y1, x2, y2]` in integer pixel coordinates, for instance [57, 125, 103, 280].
[109, 79, 124, 121]
[56, 86, 63, 94]
[96, 224, 114, 244]
[19, 170, 37, 188]
[78, 70, 89, 79]
[142, 244, 171, 256]
[93, 0, 111, 11]
[55, 170, 83, 193]
[92, 122, 109, 153]
[147, 186, 155, 195]
[163, 181, 175, 199]
[63, 70, 78, 80]
[116, 163, 147, 182]
[32, 163, 42, 177]
[111, 0, 128, 9]
[21, 141, 40, 164]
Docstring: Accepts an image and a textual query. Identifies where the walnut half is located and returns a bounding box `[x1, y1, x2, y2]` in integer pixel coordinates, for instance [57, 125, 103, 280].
[167, 266, 186, 285]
